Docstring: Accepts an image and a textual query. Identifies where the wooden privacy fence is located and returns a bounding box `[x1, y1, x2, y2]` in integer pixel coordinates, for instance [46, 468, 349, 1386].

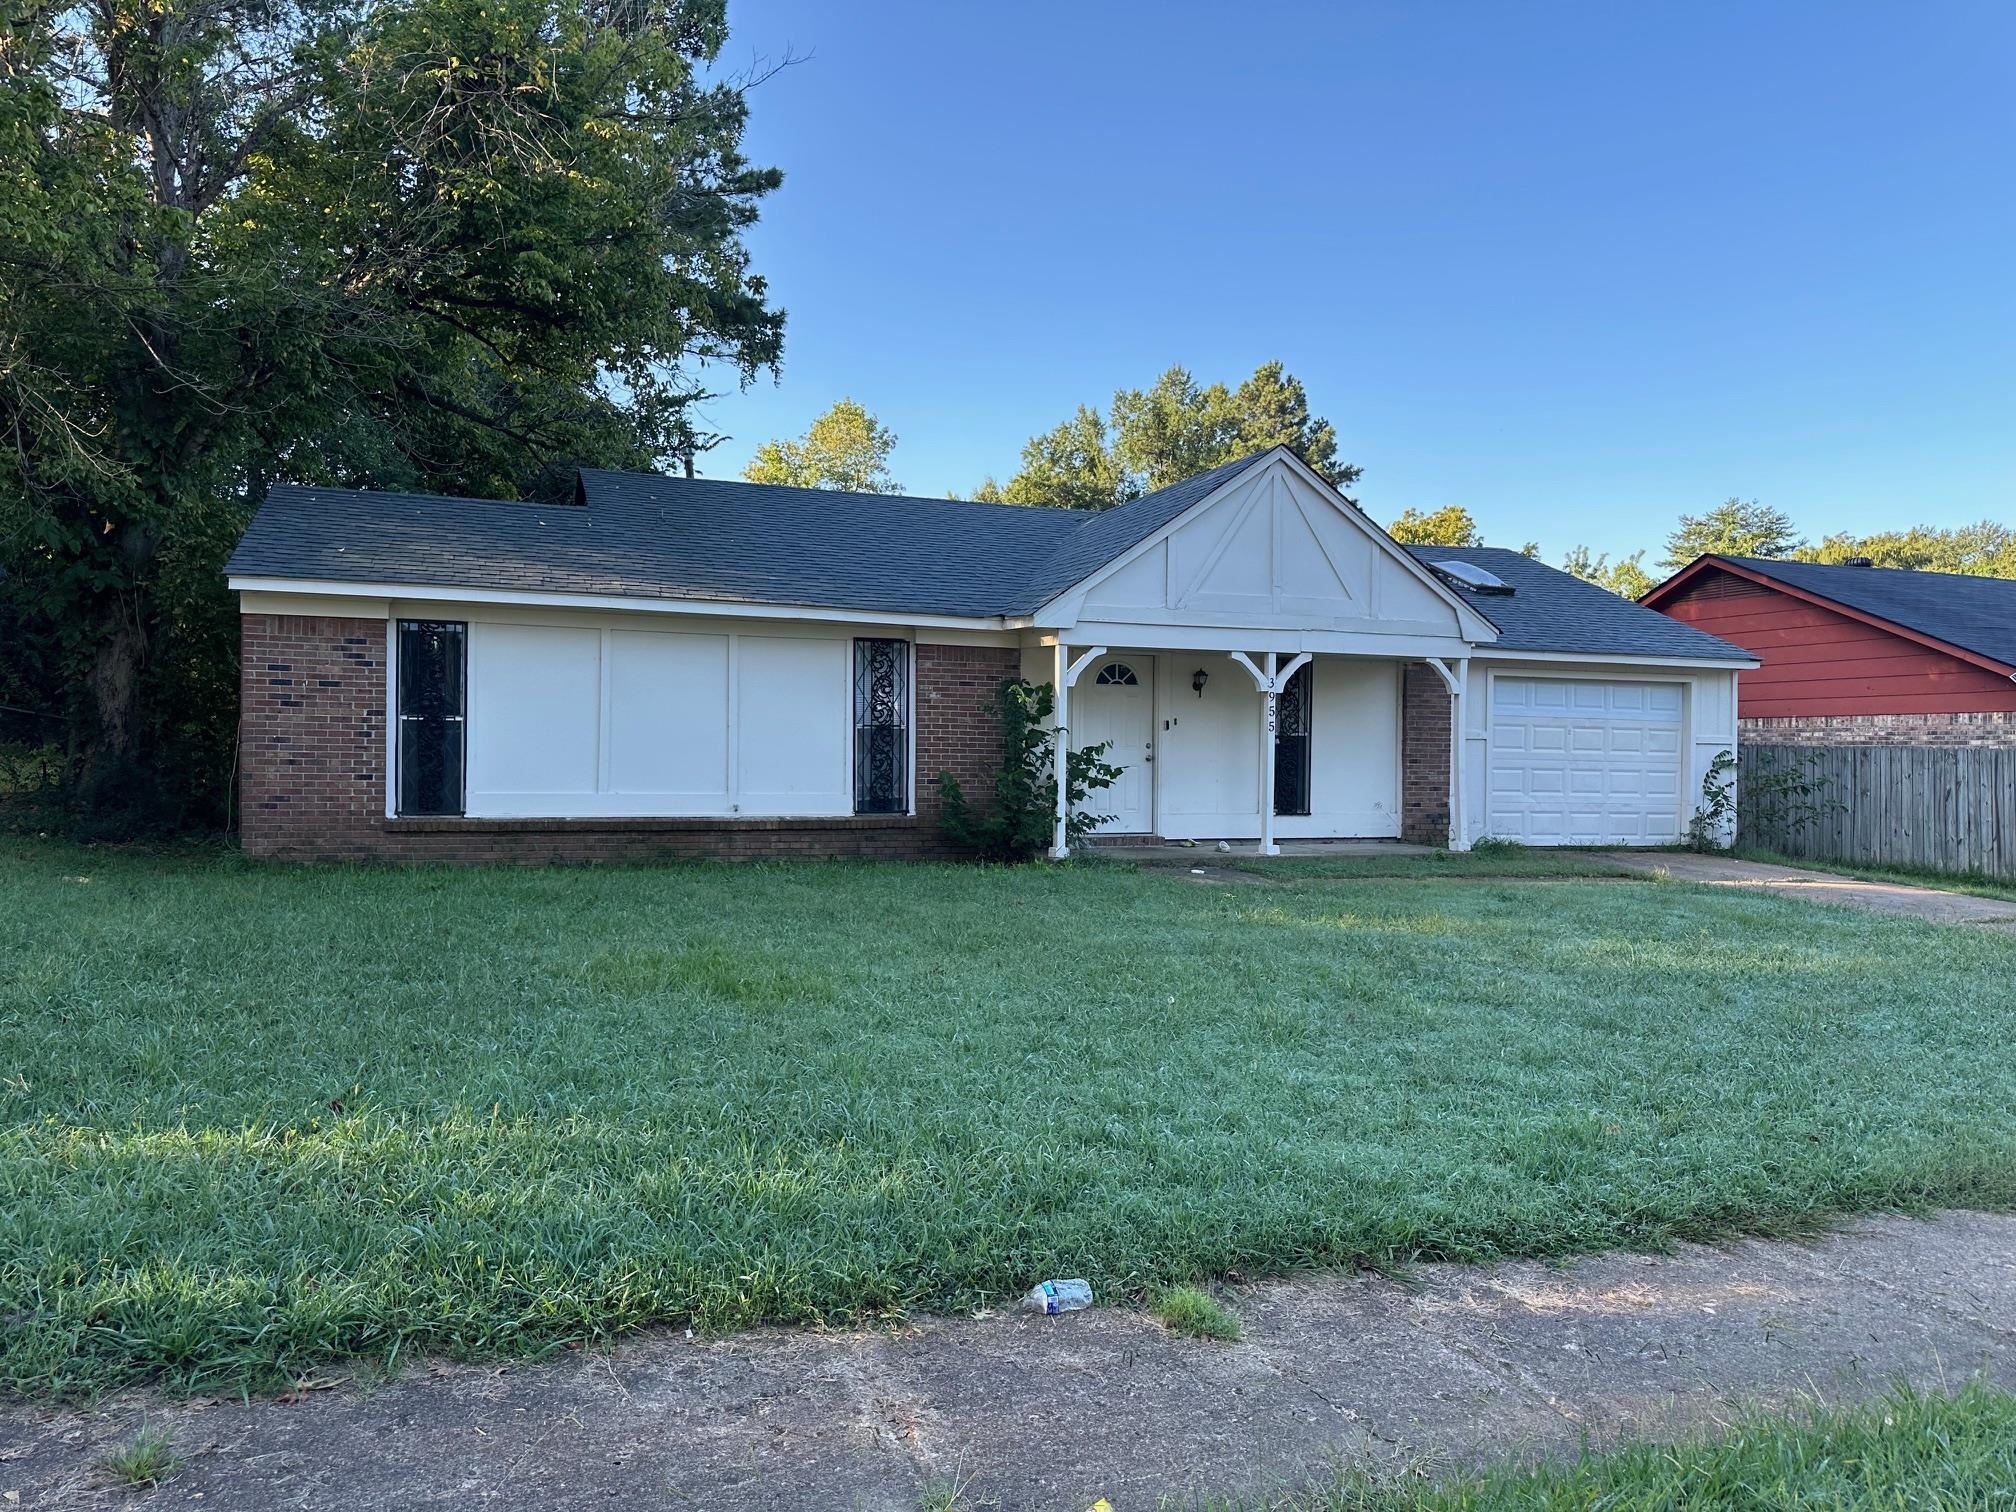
[1739, 743, 2016, 878]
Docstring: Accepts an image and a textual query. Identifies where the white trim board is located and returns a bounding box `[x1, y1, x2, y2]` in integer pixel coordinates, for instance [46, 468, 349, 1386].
[231, 576, 1012, 633]
[1472, 648, 1759, 671]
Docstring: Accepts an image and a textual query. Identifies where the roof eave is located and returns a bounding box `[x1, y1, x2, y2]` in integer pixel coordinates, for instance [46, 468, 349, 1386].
[226, 574, 1022, 632]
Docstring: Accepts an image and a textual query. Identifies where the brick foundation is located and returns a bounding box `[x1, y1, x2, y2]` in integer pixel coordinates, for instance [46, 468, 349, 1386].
[1739, 712, 2016, 749]
[1399, 662, 1453, 845]
[238, 615, 1017, 863]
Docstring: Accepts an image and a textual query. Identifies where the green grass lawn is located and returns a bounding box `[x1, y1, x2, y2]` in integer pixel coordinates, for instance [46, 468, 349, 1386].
[1202, 1385, 2016, 1510]
[1218, 847, 1636, 881]
[4, 839, 2015, 1398]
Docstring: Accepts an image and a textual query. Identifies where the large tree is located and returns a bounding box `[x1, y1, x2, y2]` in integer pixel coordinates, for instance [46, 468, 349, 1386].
[0, 0, 784, 826]
[1387, 505, 1483, 547]
[1660, 498, 1802, 569]
[743, 399, 900, 493]
[973, 362, 1358, 510]
[1795, 523, 2016, 577]
[1561, 545, 1656, 599]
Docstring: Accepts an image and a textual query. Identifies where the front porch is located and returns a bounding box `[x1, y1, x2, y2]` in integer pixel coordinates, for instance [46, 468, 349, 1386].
[1044, 642, 1470, 859]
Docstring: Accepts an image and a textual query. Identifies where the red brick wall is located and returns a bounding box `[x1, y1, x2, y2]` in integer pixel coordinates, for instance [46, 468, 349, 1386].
[1399, 663, 1452, 845]
[915, 643, 1021, 825]
[1740, 712, 2016, 748]
[238, 614, 1012, 863]
[240, 613, 388, 858]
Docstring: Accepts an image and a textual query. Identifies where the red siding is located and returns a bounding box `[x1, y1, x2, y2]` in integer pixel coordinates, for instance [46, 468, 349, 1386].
[1657, 569, 2016, 718]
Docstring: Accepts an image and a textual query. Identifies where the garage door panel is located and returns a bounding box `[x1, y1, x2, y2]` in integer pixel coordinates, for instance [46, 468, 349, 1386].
[1487, 676, 1684, 846]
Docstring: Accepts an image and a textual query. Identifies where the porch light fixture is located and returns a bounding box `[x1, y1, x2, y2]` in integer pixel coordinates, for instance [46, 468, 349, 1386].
[1191, 668, 1209, 697]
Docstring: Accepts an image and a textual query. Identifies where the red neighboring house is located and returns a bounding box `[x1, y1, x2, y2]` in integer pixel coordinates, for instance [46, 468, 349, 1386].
[1644, 555, 2016, 747]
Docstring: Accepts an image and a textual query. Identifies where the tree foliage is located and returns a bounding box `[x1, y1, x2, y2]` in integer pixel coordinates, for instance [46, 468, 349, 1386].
[973, 363, 1358, 510]
[1561, 545, 1656, 599]
[935, 680, 1120, 862]
[743, 399, 900, 493]
[0, 0, 784, 829]
[1387, 505, 1483, 547]
[1794, 523, 2016, 577]
[1661, 498, 1803, 570]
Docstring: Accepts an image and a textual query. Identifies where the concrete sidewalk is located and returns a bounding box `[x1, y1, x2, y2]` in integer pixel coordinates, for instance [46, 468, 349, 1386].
[1595, 851, 2016, 926]
[7, 1212, 2013, 1510]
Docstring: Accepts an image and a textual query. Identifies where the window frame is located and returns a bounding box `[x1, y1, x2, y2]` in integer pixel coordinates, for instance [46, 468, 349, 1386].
[851, 636, 913, 816]
[393, 618, 469, 818]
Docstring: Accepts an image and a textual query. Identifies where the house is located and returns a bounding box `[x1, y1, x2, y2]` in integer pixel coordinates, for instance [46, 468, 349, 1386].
[1644, 555, 2016, 747]
[225, 447, 1755, 861]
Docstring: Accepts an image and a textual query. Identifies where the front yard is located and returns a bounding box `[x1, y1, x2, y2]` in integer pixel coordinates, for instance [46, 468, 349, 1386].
[3, 841, 2014, 1396]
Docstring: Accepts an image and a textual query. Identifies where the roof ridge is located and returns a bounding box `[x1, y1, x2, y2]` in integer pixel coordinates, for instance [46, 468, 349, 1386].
[576, 465, 1101, 524]
[1725, 552, 2016, 587]
[270, 482, 568, 511]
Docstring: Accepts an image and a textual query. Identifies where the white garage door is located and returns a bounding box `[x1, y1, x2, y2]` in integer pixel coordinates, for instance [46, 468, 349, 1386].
[1487, 678, 1684, 845]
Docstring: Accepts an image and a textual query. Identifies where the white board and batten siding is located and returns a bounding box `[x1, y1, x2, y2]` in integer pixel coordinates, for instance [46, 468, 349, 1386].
[463, 620, 859, 819]
[1069, 460, 1478, 645]
[1459, 662, 1740, 847]
[1124, 653, 1401, 841]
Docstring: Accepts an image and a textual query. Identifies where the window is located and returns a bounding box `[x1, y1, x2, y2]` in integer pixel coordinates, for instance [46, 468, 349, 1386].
[853, 638, 909, 814]
[397, 620, 466, 816]
[1094, 663, 1139, 686]
[1273, 661, 1312, 816]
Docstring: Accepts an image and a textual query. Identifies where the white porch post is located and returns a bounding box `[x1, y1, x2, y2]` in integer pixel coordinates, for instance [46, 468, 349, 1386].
[1259, 651, 1279, 856]
[1449, 658, 1470, 851]
[1424, 657, 1470, 852]
[1051, 642, 1071, 859]
[1049, 644, 1109, 860]
[1227, 649, 1308, 857]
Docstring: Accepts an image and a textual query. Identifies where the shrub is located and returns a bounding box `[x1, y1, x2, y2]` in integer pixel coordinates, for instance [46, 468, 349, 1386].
[936, 679, 1121, 861]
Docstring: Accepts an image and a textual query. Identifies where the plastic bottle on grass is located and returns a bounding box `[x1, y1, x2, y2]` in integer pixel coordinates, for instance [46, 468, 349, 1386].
[1022, 1279, 1093, 1314]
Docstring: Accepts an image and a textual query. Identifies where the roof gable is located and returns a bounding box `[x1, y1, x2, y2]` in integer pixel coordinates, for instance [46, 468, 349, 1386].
[1057, 452, 1490, 638]
[1647, 555, 2016, 674]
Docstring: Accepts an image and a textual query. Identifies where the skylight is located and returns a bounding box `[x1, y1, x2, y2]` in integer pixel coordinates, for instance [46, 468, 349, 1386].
[1431, 559, 1515, 595]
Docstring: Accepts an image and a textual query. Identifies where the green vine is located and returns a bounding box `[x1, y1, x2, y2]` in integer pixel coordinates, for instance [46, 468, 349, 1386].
[936, 680, 1122, 862]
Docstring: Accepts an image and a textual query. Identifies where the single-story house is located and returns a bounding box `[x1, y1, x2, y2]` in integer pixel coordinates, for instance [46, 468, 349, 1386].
[226, 446, 1755, 861]
[1644, 554, 2016, 747]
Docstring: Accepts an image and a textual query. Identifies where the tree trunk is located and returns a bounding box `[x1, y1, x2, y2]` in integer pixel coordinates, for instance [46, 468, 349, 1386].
[82, 602, 148, 763]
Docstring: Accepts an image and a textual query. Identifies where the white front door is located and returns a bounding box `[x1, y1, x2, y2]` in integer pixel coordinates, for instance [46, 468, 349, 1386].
[1074, 655, 1155, 833]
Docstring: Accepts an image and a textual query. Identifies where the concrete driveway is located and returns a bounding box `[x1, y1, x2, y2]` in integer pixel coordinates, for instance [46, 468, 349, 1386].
[1596, 852, 2016, 926]
[6, 1213, 2014, 1511]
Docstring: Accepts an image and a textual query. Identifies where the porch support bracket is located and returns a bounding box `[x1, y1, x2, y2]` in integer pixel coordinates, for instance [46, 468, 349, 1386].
[1228, 650, 1317, 857]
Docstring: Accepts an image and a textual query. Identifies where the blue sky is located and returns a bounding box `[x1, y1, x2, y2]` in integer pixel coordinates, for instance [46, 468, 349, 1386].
[695, 1, 2014, 564]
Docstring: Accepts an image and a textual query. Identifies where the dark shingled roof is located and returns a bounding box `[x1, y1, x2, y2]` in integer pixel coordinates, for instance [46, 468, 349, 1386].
[225, 458, 1753, 664]
[225, 453, 1279, 619]
[1708, 555, 2016, 671]
[1404, 546, 1755, 662]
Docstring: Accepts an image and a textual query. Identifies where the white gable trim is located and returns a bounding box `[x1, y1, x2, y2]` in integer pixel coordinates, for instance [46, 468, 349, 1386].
[1031, 448, 1500, 643]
